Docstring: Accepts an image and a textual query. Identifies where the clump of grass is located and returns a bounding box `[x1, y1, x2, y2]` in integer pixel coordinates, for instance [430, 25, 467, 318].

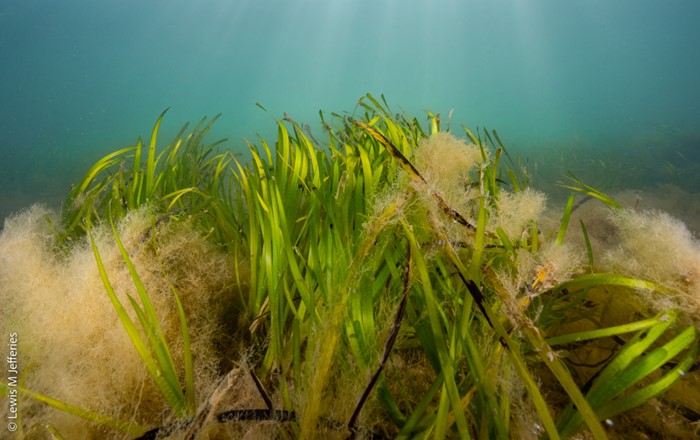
[0, 205, 234, 438]
[602, 209, 700, 315]
[2, 94, 699, 439]
[58, 109, 233, 246]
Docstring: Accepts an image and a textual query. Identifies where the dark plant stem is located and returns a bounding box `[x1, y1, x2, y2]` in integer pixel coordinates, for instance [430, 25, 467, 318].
[347, 245, 413, 438]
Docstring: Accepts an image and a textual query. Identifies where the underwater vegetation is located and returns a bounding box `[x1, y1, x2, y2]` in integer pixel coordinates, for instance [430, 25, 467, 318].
[522, 129, 700, 222]
[1, 94, 700, 439]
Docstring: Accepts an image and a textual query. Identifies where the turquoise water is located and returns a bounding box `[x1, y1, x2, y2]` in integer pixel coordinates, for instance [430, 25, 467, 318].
[1, 0, 699, 222]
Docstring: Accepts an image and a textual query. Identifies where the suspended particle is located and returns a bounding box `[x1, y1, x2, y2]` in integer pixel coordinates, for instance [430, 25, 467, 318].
[605, 419, 614, 427]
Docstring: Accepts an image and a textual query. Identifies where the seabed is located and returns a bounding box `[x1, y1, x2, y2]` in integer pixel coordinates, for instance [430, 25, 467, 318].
[1, 95, 699, 439]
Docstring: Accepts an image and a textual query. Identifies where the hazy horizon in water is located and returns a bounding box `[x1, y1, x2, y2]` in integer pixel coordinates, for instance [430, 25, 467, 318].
[1, 0, 699, 223]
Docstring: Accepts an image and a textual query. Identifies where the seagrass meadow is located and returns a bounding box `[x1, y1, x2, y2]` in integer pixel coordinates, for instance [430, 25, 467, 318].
[1, 95, 700, 439]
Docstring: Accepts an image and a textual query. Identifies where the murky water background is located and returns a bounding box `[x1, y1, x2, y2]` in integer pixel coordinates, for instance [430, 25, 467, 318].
[1, 0, 699, 224]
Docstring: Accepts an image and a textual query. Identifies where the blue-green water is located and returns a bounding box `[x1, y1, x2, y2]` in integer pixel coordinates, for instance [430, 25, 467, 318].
[2, 0, 699, 222]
